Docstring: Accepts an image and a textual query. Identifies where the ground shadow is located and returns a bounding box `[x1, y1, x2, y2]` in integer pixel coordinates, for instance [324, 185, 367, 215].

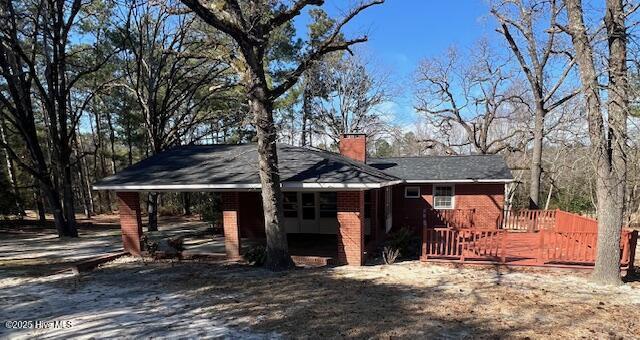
[2, 258, 634, 339]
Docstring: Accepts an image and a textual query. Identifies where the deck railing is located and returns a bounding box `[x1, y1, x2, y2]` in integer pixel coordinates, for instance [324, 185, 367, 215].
[538, 230, 598, 263]
[421, 209, 638, 269]
[422, 227, 506, 262]
[500, 209, 557, 231]
[554, 210, 598, 232]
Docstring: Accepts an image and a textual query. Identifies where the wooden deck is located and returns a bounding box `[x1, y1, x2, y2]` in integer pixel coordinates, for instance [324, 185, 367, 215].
[421, 209, 638, 270]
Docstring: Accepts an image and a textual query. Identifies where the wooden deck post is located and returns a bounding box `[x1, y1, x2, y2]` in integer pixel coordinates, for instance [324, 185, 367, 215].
[421, 209, 428, 261]
[500, 231, 506, 263]
[537, 229, 545, 265]
[628, 231, 638, 273]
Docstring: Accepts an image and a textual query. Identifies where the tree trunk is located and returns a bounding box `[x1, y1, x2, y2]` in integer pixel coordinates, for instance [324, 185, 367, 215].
[301, 86, 312, 146]
[40, 178, 76, 237]
[544, 181, 553, 210]
[564, 0, 627, 285]
[34, 185, 46, 226]
[248, 72, 294, 271]
[75, 133, 95, 217]
[529, 109, 544, 209]
[105, 110, 118, 174]
[126, 119, 134, 166]
[94, 110, 112, 212]
[147, 192, 158, 232]
[182, 192, 191, 215]
[74, 134, 90, 218]
[60, 149, 78, 236]
[0, 118, 24, 215]
[105, 110, 118, 212]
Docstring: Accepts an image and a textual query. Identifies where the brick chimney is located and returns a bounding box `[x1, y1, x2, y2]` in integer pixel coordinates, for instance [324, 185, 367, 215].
[339, 133, 367, 163]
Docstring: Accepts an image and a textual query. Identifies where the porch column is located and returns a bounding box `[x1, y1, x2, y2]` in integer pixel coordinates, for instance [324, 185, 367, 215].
[337, 191, 365, 266]
[116, 192, 143, 256]
[221, 192, 241, 259]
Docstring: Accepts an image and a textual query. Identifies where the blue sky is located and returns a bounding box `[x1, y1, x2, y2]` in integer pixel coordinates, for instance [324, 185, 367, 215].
[295, 1, 496, 126]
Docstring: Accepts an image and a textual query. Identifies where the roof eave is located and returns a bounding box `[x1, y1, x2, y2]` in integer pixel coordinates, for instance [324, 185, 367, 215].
[403, 179, 514, 184]
[92, 180, 403, 192]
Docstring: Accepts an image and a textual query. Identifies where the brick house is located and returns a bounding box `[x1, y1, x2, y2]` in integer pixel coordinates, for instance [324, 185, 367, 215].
[94, 134, 513, 266]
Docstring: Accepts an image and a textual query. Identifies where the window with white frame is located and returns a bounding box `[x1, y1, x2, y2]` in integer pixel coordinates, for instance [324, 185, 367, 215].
[433, 185, 454, 209]
[404, 186, 420, 198]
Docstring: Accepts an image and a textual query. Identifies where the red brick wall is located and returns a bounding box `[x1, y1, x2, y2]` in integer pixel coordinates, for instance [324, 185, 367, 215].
[221, 192, 241, 259]
[392, 183, 505, 232]
[116, 192, 143, 256]
[392, 184, 432, 233]
[455, 184, 505, 228]
[339, 134, 366, 162]
[337, 191, 365, 265]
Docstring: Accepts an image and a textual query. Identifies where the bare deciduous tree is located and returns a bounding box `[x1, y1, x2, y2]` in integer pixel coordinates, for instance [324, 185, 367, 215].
[492, 0, 578, 209]
[562, 0, 629, 285]
[415, 42, 530, 155]
[313, 52, 390, 145]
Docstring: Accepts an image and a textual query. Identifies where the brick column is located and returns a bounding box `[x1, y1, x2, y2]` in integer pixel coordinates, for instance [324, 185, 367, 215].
[222, 192, 241, 259]
[116, 192, 143, 256]
[337, 191, 365, 266]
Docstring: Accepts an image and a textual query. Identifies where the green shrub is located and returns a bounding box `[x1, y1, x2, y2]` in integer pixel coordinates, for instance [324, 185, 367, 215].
[244, 245, 267, 266]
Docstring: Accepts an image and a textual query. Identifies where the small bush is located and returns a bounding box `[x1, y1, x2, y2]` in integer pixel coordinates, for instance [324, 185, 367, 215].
[382, 246, 400, 264]
[386, 227, 421, 258]
[141, 235, 158, 257]
[244, 245, 267, 266]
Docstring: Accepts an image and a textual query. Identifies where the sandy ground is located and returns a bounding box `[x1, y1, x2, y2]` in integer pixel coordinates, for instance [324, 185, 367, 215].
[1, 216, 639, 339]
[1, 256, 639, 339]
[0, 215, 213, 275]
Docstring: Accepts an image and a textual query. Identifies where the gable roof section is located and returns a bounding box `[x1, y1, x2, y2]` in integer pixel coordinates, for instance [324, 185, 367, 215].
[93, 144, 401, 191]
[367, 155, 513, 183]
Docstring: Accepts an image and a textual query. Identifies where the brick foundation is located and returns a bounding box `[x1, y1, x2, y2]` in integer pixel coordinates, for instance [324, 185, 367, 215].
[222, 192, 241, 259]
[337, 191, 365, 265]
[116, 192, 143, 256]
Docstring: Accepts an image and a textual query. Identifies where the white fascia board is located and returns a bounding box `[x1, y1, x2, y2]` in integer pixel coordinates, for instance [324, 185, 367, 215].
[92, 180, 403, 192]
[403, 179, 514, 184]
[91, 184, 262, 192]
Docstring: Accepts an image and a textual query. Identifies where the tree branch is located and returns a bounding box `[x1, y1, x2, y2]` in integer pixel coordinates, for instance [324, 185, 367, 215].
[269, 0, 384, 99]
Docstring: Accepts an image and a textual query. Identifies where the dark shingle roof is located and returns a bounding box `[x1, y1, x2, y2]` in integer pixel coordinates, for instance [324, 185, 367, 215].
[94, 144, 399, 189]
[367, 155, 513, 182]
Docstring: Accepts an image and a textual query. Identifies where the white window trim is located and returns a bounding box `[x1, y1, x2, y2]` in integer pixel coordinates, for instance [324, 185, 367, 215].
[404, 186, 421, 199]
[432, 184, 455, 210]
